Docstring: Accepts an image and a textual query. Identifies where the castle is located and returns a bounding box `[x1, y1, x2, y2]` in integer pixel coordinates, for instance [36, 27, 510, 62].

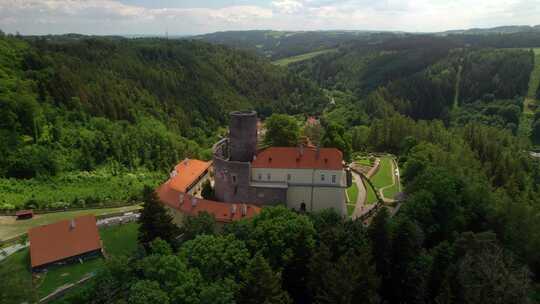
[213, 111, 349, 215]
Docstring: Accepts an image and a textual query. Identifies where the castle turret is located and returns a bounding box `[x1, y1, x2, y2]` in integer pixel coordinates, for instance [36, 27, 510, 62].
[229, 111, 257, 162]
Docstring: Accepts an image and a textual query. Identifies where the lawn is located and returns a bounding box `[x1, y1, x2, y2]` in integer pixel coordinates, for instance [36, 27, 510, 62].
[369, 157, 400, 201]
[0, 222, 140, 301]
[346, 181, 359, 216]
[371, 157, 394, 187]
[355, 158, 373, 167]
[347, 182, 359, 204]
[100, 222, 140, 257]
[365, 181, 378, 205]
[347, 204, 356, 216]
[0, 204, 142, 242]
[273, 48, 338, 66]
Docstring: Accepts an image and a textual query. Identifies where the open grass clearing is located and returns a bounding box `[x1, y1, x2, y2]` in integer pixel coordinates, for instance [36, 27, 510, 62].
[0, 222, 140, 302]
[347, 204, 356, 216]
[365, 181, 378, 205]
[347, 182, 359, 204]
[371, 157, 395, 189]
[0, 204, 141, 242]
[273, 48, 338, 66]
[367, 156, 400, 201]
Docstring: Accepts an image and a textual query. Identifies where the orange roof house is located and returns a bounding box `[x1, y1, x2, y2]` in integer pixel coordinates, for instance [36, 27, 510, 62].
[29, 215, 102, 270]
[252, 147, 343, 170]
[168, 159, 212, 193]
[156, 181, 261, 223]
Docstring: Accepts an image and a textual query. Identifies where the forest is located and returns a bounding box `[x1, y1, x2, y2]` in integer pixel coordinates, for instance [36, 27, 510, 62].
[0, 33, 326, 210]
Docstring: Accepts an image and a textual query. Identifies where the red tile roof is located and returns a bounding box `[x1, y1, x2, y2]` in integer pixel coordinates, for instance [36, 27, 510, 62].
[252, 147, 343, 170]
[169, 159, 212, 192]
[156, 183, 261, 223]
[29, 215, 101, 268]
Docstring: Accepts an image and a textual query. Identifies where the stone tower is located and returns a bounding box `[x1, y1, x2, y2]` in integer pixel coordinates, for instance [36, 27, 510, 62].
[212, 110, 258, 203]
[229, 110, 258, 162]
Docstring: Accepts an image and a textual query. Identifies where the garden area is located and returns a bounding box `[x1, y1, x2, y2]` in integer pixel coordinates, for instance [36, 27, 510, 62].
[359, 156, 400, 203]
[0, 222, 140, 302]
[346, 179, 359, 216]
[371, 157, 400, 201]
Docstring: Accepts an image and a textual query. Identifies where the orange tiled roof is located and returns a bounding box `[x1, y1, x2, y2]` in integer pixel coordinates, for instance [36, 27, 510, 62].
[169, 159, 212, 192]
[252, 147, 343, 170]
[156, 183, 261, 223]
[29, 215, 101, 268]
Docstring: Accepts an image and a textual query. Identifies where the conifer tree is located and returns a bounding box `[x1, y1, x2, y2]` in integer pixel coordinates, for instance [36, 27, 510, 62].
[138, 186, 179, 249]
[238, 253, 291, 304]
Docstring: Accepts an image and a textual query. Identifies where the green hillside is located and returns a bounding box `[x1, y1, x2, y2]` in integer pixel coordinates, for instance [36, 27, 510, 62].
[0, 34, 326, 210]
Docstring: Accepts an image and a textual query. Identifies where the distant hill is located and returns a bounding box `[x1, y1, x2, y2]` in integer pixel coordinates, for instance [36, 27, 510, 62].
[440, 25, 540, 35]
[191, 30, 403, 60]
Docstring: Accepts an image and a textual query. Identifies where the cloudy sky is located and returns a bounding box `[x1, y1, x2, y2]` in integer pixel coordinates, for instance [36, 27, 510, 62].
[1, 0, 539, 35]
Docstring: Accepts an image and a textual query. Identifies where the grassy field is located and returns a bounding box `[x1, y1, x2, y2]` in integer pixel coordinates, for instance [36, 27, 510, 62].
[518, 48, 540, 136]
[0, 169, 162, 210]
[369, 157, 399, 201]
[355, 158, 373, 167]
[347, 182, 359, 204]
[346, 181, 359, 216]
[0, 222, 140, 301]
[273, 48, 338, 66]
[347, 204, 356, 216]
[0, 205, 142, 241]
[365, 181, 378, 205]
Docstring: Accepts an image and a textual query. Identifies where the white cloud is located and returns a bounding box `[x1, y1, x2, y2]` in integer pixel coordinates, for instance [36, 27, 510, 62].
[272, 0, 304, 14]
[0, 0, 539, 35]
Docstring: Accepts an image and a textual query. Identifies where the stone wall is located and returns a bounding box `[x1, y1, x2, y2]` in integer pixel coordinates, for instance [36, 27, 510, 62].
[213, 156, 252, 203]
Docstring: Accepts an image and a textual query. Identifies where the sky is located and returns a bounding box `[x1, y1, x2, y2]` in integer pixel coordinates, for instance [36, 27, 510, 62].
[1, 0, 539, 36]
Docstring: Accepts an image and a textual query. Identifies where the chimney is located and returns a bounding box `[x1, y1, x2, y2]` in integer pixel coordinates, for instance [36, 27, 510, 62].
[191, 197, 197, 207]
[70, 219, 76, 230]
[231, 204, 237, 215]
[241, 204, 247, 216]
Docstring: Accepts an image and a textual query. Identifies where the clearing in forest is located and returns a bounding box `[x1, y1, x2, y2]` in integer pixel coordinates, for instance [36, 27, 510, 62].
[273, 48, 338, 66]
[518, 48, 540, 137]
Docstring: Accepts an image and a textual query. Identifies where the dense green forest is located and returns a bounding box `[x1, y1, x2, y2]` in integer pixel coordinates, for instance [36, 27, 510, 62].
[0, 33, 326, 210]
[193, 30, 403, 60]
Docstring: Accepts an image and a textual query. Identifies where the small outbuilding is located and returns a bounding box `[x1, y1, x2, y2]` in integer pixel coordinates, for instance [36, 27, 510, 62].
[15, 209, 34, 220]
[29, 215, 102, 272]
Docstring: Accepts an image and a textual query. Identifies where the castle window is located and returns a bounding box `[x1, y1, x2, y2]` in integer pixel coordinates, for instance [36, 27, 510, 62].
[267, 173, 271, 180]
[287, 174, 291, 181]
[258, 173, 262, 180]
[321, 174, 325, 181]
[232, 174, 237, 184]
[332, 175, 336, 183]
